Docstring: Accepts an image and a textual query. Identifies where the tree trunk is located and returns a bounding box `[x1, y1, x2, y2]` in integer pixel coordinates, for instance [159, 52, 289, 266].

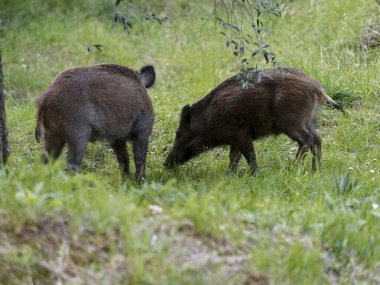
[0, 48, 10, 165]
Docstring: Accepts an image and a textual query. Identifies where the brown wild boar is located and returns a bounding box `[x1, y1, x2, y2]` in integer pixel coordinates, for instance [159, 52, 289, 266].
[164, 68, 342, 173]
[35, 64, 156, 182]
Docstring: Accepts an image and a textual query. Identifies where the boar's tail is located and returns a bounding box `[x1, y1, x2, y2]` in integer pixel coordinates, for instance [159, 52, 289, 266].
[318, 86, 344, 112]
[140, 65, 156, 89]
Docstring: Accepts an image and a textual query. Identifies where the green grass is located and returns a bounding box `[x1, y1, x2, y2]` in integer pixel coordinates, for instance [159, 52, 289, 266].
[1, 0, 380, 284]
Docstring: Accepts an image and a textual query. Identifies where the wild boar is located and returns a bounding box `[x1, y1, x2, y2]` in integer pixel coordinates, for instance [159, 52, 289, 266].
[35, 63, 156, 182]
[164, 68, 342, 173]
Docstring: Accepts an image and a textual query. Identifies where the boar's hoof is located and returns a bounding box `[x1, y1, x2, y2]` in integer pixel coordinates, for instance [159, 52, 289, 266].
[137, 176, 146, 184]
[67, 163, 80, 172]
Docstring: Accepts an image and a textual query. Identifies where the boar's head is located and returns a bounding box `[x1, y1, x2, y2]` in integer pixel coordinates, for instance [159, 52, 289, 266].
[164, 105, 209, 168]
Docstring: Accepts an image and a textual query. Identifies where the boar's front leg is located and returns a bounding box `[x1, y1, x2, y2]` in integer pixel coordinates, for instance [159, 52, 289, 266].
[111, 140, 131, 182]
[228, 144, 242, 172]
[234, 132, 258, 174]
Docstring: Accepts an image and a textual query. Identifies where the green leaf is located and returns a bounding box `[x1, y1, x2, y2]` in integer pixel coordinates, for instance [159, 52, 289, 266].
[93, 44, 103, 52]
[114, 12, 119, 23]
[340, 173, 350, 194]
[252, 50, 261, 56]
[240, 46, 245, 56]
[87, 44, 103, 53]
[256, 8, 262, 17]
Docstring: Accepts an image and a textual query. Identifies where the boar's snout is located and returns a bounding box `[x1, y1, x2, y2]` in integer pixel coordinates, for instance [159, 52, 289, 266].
[164, 150, 179, 168]
[163, 159, 173, 169]
[164, 144, 195, 168]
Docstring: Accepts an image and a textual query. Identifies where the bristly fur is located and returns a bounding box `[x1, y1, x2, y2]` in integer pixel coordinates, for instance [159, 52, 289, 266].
[190, 77, 236, 115]
[95, 64, 139, 79]
[35, 63, 156, 182]
[165, 67, 343, 173]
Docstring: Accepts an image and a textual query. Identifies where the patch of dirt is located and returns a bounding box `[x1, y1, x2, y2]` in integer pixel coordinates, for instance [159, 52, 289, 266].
[0, 213, 270, 285]
[1, 212, 380, 285]
[139, 216, 271, 285]
[0, 213, 127, 285]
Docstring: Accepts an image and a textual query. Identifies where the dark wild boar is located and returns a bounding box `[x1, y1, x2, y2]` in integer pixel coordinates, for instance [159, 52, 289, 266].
[35, 64, 156, 182]
[164, 68, 342, 173]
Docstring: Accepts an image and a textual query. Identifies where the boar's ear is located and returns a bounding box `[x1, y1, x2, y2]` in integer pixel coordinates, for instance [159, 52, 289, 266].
[140, 65, 155, 88]
[180, 105, 191, 127]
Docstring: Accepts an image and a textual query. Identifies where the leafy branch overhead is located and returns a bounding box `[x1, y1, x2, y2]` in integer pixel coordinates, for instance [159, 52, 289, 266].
[113, 0, 283, 87]
[114, 0, 167, 32]
[213, 0, 284, 87]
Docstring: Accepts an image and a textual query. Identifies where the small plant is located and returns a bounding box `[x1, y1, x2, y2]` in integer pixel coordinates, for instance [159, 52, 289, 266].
[333, 171, 359, 196]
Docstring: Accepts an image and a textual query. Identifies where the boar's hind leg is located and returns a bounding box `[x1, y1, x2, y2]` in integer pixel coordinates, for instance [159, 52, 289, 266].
[67, 131, 89, 171]
[111, 140, 131, 182]
[42, 131, 65, 163]
[307, 123, 322, 172]
[133, 134, 149, 183]
[286, 128, 314, 169]
[228, 144, 242, 172]
[234, 133, 258, 174]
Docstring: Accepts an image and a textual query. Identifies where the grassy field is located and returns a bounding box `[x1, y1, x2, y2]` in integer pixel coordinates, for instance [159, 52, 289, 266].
[0, 0, 379, 284]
